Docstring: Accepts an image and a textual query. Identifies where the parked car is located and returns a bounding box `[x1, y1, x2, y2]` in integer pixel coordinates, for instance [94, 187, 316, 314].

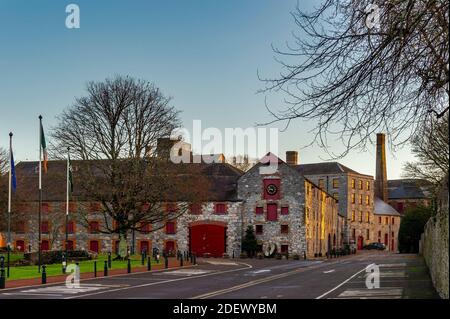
[363, 242, 386, 250]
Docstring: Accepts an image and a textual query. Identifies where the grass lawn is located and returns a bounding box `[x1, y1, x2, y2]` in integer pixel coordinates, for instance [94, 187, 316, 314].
[0, 253, 162, 281]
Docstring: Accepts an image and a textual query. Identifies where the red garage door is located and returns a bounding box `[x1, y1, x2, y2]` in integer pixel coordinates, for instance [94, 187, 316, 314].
[190, 224, 226, 258]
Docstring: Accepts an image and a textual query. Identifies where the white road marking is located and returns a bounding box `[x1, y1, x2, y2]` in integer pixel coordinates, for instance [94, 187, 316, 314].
[252, 270, 271, 274]
[338, 288, 403, 298]
[206, 261, 238, 266]
[64, 262, 253, 299]
[323, 270, 335, 274]
[315, 264, 373, 299]
[379, 263, 407, 268]
[159, 269, 211, 276]
[2, 284, 127, 297]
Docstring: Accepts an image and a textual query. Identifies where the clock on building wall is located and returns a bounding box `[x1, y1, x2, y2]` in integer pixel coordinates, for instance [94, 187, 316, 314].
[266, 183, 278, 196]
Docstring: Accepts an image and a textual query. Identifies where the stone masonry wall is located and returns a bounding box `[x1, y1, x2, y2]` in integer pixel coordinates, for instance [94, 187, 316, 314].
[421, 177, 449, 299]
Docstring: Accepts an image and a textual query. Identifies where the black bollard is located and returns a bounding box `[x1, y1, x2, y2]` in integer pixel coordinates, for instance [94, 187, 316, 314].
[0, 265, 5, 289]
[164, 256, 169, 269]
[193, 254, 197, 265]
[141, 253, 145, 266]
[190, 253, 193, 264]
[62, 253, 66, 274]
[303, 251, 307, 260]
[104, 260, 108, 277]
[108, 252, 112, 269]
[127, 258, 131, 273]
[180, 256, 183, 267]
[147, 256, 151, 271]
[42, 265, 47, 284]
[94, 261, 97, 278]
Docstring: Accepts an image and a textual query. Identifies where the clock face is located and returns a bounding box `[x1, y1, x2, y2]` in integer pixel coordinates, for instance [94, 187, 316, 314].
[266, 183, 278, 196]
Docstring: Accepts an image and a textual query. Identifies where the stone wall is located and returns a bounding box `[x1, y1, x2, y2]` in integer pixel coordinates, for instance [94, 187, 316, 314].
[421, 176, 449, 299]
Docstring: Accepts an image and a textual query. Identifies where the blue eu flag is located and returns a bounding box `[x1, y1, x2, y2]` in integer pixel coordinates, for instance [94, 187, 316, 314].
[11, 151, 16, 192]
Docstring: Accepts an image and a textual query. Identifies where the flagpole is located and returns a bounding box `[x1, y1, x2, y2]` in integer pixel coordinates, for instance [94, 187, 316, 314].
[7, 132, 13, 278]
[65, 147, 70, 271]
[38, 115, 42, 273]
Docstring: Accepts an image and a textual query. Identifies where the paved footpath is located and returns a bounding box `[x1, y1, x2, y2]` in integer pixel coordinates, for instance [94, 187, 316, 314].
[0, 252, 440, 299]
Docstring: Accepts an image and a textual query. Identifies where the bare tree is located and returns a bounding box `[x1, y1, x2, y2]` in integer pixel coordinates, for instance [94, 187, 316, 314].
[0, 147, 7, 175]
[260, 0, 449, 157]
[51, 76, 207, 257]
[403, 117, 449, 188]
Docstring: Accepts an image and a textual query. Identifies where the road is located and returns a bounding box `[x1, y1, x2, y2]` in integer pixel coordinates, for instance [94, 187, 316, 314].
[0, 251, 439, 299]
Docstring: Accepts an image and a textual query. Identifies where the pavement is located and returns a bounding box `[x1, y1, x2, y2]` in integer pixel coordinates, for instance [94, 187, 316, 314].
[0, 251, 440, 299]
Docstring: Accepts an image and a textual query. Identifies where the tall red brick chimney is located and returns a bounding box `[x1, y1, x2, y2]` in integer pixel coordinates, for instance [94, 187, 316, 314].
[375, 133, 388, 202]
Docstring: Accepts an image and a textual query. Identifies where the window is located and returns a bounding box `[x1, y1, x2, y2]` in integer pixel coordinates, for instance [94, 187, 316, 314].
[67, 221, 75, 234]
[90, 202, 102, 212]
[267, 203, 278, 221]
[359, 194, 363, 204]
[318, 179, 325, 189]
[42, 203, 51, 213]
[89, 240, 100, 253]
[255, 225, 263, 235]
[365, 195, 370, 205]
[358, 180, 363, 190]
[215, 203, 227, 214]
[66, 240, 74, 251]
[366, 212, 370, 223]
[351, 194, 355, 204]
[263, 179, 281, 200]
[166, 203, 178, 213]
[351, 211, 356, 222]
[378, 231, 382, 238]
[41, 240, 50, 251]
[333, 192, 339, 199]
[352, 229, 356, 240]
[281, 225, 289, 234]
[392, 217, 395, 225]
[385, 217, 389, 225]
[165, 241, 175, 253]
[16, 221, 26, 233]
[281, 206, 289, 215]
[165, 221, 176, 234]
[189, 203, 202, 215]
[255, 207, 264, 215]
[332, 178, 339, 188]
[379, 216, 382, 224]
[15, 240, 25, 252]
[41, 221, 49, 234]
[366, 229, 370, 240]
[359, 211, 363, 223]
[366, 181, 370, 190]
[280, 245, 289, 254]
[89, 221, 100, 233]
[351, 179, 355, 189]
[140, 223, 151, 233]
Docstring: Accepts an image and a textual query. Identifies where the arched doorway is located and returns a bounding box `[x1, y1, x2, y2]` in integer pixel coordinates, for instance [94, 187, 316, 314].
[189, 222, 227, 257]
[357, 236, 364, 250]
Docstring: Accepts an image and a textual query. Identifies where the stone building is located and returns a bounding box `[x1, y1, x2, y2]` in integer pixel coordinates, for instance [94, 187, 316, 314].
[2, 152, 343, 258]
[238, 153, 342, 258]
[293, 158, 375, 250]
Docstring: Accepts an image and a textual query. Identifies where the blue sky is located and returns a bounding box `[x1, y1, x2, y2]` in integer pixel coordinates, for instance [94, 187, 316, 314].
[0, 0, 414, 178]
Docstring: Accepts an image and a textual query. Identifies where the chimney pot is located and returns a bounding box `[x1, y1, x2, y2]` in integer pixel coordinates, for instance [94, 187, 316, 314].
[286, 151, 299, 165]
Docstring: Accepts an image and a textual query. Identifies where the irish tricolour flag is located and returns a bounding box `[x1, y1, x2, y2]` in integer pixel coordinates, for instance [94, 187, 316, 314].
[40, 121, 48, 173]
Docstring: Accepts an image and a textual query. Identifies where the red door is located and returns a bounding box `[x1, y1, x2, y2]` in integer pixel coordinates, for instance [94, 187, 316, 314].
[384, 234, 388, 246]
[190, 224, 226, 257]
[89, 240, 99, 253]
[357, 236, 364, 250]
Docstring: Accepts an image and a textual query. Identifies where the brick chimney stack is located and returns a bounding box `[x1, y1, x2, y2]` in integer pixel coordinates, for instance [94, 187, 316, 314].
[286, 151, 299, 165]
[375, 133, 388, 202]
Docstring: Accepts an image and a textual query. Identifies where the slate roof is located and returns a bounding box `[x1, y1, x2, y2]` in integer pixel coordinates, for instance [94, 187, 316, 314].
[374, 197, 401, 216]
[294, 162, 372, 177]
[7, 160, 243, 202]
[387, 179, 432, 199]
